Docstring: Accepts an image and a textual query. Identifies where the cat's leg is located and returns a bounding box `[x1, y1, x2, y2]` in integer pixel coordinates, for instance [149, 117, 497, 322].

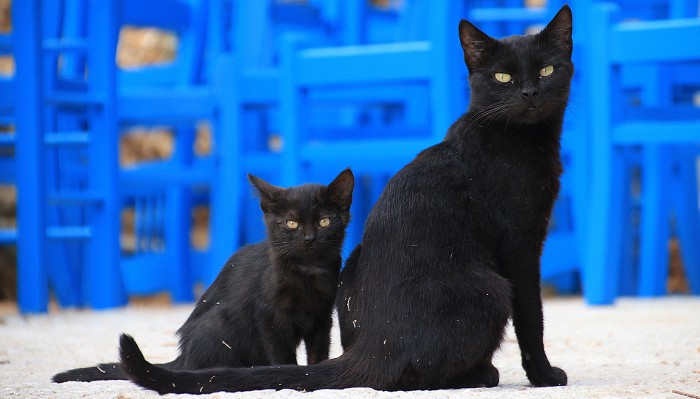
[257, 317, 299, 365]
[503, 244, 567, 387]
[303, 314, 333, 364]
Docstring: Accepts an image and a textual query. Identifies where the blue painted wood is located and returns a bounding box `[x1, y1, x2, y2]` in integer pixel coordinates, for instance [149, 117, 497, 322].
[13, 0, 49, 313]
[584, 2, 700, 304]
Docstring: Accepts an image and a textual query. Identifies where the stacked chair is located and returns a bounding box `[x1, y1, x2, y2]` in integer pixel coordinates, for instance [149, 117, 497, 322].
[203, 0, 344, 263]
[583, 1, 700, 304]
[12, 0, 239, 312]
[8, 0, 699, 312]
[277, 0, 468, 254]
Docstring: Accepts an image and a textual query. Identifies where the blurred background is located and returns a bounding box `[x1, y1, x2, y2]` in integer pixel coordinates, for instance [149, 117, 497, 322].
[0, 0, 698, 313]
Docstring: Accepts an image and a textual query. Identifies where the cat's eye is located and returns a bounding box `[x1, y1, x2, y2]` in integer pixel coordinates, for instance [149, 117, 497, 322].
[494, 72, 512, 83]
[539, 65, 555, 77]
[285, 220, 299, 229]
[318, 218, 331, 228]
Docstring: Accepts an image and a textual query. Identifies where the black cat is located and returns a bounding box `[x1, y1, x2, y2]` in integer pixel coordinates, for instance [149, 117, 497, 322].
[53, 169, 354, 383]
[119, 6, 573, 393]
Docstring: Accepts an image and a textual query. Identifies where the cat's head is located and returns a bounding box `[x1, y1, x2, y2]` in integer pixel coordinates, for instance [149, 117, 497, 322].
[459, 5, 573, 124]
[248, 169, 354, 260]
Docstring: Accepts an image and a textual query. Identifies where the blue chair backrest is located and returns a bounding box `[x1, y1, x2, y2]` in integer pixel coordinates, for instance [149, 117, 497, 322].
[58, 0, 208, 87]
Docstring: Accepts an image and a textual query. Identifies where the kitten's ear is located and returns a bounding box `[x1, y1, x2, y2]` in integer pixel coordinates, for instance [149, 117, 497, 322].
[248, 174, 285, 213]
[458, 19, 495, 69]
[324, 169, 354, 211]
[540, 5, 573, 55]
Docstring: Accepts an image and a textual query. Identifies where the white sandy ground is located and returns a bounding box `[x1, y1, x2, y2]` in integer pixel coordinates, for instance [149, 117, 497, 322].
[0, 297, 698, 399]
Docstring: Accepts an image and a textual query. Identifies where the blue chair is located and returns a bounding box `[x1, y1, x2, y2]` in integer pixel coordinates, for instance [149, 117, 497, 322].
[10, 0, 90, 312]
[201, 0, 349, 263]
[584, 2, 700, 304]
[278, 0, 467, 255]
[13, 0, 239, 312]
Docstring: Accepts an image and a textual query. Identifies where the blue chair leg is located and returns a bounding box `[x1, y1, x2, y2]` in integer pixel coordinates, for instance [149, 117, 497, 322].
[674, 147, 700, 294]
[618, 152, 639, 296]
[206, 55, 241, 287]
[167, 186, 194, 302]
[83, 0, 126, 309]
[13, 0, 49, 313]
[638, 145, 672, 296]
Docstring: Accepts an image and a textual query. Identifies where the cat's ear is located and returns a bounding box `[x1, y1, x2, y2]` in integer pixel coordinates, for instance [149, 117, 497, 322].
[540, 5, 573, 55]
[458, 19, 495, 69]
[248, 174, 285, 213]
[324, 169, 354, 211]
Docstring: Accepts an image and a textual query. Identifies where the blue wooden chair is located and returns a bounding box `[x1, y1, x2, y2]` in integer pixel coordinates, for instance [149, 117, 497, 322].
[199, 0, 349, 270]
[584, 2, 700, 304]
[13, 0, 239, 312]
[10, 0, 92, 312]
[278, 0, 467, 255]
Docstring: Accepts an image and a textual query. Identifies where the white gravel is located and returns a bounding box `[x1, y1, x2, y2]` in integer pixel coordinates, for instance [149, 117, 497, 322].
[1, 297, 698, 399]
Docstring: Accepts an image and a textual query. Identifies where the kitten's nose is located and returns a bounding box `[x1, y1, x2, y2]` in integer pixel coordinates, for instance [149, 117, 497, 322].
[521, 84, 538, 100]
[304, 234, 316, 244]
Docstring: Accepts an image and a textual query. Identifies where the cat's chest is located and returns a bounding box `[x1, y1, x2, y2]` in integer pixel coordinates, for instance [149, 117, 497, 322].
[480, 144, 562, 226]
[268, 270, 335, 312]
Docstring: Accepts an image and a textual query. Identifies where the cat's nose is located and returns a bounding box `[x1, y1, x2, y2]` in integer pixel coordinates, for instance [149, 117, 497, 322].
[521, 84, 538, 100]
[304, 234, 316, 244]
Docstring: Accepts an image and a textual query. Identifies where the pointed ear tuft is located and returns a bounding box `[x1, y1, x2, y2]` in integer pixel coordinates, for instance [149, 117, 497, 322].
[541, 5, 573, 55]
[459, 19, 495, 69]
[248, 174, 285, 213]
[324, 169, 354, 211]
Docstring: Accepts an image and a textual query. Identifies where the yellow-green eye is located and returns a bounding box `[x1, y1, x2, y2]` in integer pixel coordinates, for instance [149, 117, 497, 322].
[286, 220, 299, 229]
[494, 72, 512, 83]
[319, 218, 330, 228]
[539, 65, 554, 77]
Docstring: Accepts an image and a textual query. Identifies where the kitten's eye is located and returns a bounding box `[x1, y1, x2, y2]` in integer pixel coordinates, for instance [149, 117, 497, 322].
[318, 218, 331, 228]
[539, 65, 554, 77]
[285, 220, 299, 229]
[494, 72, 512, 83]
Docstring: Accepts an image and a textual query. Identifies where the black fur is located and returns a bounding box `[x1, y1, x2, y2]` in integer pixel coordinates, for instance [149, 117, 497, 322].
[53, 169, 354, 383]
[119, 6, 573, 393]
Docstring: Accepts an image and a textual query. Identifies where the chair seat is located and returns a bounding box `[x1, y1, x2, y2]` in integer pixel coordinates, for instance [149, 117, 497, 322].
[118, 86, 214, 121]
[119, 159, 216, 189]
[300, 138, 439, 173]
[614, 120, 700, 144]
[611, 18, 700, 63]
[295, 41, 432, 86]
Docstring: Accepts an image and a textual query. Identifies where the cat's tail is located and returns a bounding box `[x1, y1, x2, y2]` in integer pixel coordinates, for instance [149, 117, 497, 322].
[53, 354, 179, 383]
[119, 334, 371, 394]
[52, 363, 127, 383]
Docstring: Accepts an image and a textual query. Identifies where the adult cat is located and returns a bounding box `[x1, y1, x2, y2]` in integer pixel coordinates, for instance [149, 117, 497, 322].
[53, 169, 354, 382]
[119, 5, 573, 393]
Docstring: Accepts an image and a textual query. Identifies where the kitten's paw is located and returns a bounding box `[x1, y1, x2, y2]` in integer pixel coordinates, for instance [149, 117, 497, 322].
[526, 365, 567, 387]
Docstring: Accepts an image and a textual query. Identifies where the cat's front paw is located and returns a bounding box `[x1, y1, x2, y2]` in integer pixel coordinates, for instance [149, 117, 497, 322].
[526, 365, 567, 387]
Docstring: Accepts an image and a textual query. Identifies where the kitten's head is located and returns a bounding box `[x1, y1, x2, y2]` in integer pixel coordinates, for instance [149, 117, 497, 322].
[248, 169, 354, 260]
[459, 5, 573, 124]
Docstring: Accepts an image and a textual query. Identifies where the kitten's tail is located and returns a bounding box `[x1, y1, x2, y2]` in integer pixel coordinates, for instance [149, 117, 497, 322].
[53, 353, 179, 383]
[119, 334, 371, 394]
[52, 363, 128, 383]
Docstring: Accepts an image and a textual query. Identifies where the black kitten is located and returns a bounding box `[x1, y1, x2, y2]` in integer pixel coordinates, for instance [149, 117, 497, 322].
[53, 169, 354, 383]
[119, 6, 573, 393]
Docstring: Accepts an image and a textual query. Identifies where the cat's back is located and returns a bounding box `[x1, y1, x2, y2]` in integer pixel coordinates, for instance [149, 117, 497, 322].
[360, 135, 491, 273]
[182, 242, 271, 321]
